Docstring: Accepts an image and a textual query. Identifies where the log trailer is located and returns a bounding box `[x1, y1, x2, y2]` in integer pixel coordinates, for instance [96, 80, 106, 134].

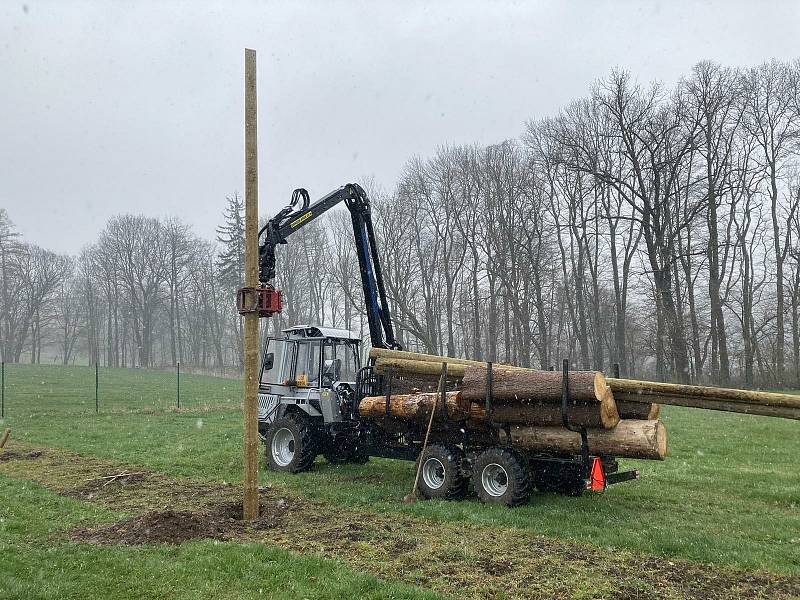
[242, 183, 639, 506]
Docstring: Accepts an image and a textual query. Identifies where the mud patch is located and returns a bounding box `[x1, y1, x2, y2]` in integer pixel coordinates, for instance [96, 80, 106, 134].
[0, 450, 42, 462]
[68, 471, 151, 501]
[71, 498, 292, 545]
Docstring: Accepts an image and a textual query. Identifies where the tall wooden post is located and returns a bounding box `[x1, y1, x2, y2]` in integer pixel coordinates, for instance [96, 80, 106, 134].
[243, 48, 260, 520]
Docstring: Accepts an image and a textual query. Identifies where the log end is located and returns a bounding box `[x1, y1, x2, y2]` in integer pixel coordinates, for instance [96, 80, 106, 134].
[599, 384, 621, 429]
[655, 419, 668, 460]
[593, 372, 608, 402]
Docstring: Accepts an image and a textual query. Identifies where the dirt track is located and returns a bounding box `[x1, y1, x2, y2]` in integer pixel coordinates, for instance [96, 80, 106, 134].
[2, 442, 799, 600]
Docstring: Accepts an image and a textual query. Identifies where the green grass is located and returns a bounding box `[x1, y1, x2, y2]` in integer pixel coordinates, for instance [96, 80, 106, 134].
[0, 363, 241, 414]
[2, 364, 799, 580]
[0, 475, 441, 600]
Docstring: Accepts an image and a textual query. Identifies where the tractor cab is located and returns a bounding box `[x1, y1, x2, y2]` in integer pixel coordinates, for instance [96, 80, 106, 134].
[258, 325, 361, 434]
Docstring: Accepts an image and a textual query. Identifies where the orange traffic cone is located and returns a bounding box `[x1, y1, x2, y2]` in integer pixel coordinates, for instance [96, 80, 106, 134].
[587, 457, 607, 492]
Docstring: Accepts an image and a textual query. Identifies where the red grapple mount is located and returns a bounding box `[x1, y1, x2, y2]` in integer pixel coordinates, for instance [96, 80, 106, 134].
[237, 286, 283, 317]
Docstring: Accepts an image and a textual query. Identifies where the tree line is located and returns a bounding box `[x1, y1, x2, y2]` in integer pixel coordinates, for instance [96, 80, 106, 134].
[2, 59, 799, 387]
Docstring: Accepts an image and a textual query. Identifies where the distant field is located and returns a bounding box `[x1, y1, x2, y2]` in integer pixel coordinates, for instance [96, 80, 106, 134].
[0, 363, 242, 414]
[1, 364, 798, 599]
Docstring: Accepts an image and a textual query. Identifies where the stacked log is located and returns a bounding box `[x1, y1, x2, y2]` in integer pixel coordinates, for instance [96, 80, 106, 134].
[371, 350, 619, 430]
[467, 401, 615, 429]
[616, 399, 661, 420]
[360, 350, 670, 460]
[361, 348, 796, 462]
[370, 348, 800, 421]
[374, 356, 467, 379]
[359, 391, 471, 422]
[499, 419, 667, 461]
[609, 379, 800, 420]
[460, 365, 619, 429]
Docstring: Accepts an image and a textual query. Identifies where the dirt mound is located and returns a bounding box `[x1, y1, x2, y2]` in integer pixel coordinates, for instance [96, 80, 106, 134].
[73, 510, 232, 545]
[0, 450, 42, 462]
[70, 498, 291, 545]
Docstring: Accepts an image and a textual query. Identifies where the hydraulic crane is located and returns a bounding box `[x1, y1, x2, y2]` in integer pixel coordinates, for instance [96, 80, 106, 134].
[244, 183, 636, 506]
[240, 183, 400, 350]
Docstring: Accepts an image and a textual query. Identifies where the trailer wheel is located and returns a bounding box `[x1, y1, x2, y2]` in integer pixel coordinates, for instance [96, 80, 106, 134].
[416, 444, 468, 500]
[265, 413, 318, 473]
[473, 447, 531, 507]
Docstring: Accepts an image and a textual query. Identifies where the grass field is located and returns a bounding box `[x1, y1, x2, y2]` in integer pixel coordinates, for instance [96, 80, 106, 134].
[0, 362, 242, 414]
[1, 364, 799, 599]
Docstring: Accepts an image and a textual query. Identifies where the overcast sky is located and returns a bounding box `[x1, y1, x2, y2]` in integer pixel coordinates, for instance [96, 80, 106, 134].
[2, 0, 799, 254]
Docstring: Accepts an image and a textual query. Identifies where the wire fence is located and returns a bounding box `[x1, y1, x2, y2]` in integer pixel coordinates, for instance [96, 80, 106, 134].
[0, 362, 243, 417]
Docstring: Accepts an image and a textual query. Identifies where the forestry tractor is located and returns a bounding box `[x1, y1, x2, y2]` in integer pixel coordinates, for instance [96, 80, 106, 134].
[240, 183, 638, 506]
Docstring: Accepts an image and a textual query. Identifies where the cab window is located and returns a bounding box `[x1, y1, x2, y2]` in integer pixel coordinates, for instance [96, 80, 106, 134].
[260, 338, 291, 385]
[321, 340, 359, 385]
[294, 341, 321, 387]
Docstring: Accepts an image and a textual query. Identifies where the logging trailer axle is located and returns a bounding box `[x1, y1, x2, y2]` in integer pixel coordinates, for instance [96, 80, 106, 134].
[239, 184, 639, 506]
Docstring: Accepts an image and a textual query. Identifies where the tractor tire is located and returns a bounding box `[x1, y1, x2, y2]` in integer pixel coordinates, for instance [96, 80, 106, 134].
[416, 444, 468, 501]
[265, 413, 319, 473]
[472, 447, 532, 507]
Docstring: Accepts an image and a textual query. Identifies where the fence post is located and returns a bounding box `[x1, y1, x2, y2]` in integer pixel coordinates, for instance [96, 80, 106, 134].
[177, 361, 181, 409]
[95, 363, 99, 413]
[1, 361, 4, 419]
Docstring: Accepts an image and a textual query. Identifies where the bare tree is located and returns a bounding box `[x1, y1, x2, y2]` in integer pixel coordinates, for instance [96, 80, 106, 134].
[100, 215, 168, 368]
[742, 60, 800, 385]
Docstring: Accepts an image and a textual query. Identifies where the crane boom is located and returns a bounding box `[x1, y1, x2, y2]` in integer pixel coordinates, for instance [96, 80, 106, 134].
[253, 183, 401, 350]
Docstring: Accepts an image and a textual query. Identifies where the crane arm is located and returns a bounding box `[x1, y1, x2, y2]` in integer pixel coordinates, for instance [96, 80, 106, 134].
[256, 183, 401, 350]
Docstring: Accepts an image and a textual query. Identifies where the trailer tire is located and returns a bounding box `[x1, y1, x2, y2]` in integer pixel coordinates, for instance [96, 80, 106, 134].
[473, 447, 531, 507]
[265, 413, 319, 473]
[416, 444, 468, 501]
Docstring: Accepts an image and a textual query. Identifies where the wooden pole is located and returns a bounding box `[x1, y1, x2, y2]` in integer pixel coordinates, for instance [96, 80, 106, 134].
[243, 48, 260, 521]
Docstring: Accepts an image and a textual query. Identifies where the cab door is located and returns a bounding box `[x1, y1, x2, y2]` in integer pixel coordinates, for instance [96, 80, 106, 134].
[258, 337, 293, 424]
[288, 339, 325, 416]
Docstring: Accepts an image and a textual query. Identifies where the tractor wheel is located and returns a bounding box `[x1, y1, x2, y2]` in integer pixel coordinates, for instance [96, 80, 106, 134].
[472, 447, 532, 507]
[416, 444, 468, 500]
[265, 413, 319, 473]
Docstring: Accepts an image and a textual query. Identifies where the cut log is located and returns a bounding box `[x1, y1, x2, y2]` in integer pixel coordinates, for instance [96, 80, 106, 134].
[467, 400, 619, 429]
[615, 399, 661, 420]
[375, 357, 466, 379]
[614, 392, 800, 420]
[461, 364, 609, 403]
[501, 419, 667, 461]
[608, 378, 800, 409]
[460, 365, 619, 428]
[375, 355, 619, 428]
[359, 391, 470, 422]
[370, 347, 488, 367]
